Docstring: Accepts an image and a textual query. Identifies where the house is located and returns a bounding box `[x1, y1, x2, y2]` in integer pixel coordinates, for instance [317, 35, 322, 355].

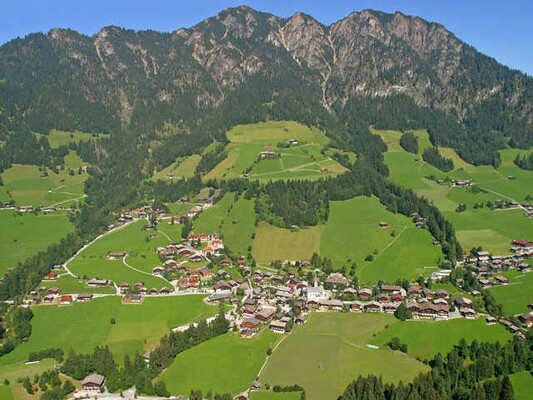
[461, 307, 476, 319]
[107, 251, 127, 260]
[383, 303, 399, 314]
[358, 288, 373, 300]
[486, 316, 497, 325]
[241, 318, 262, 331]
[287, 139, 300, 146]
[513, 239, 533, 247]
[379, 222, 389, 228]
[58, 295, 73, 305]
[517, 313, 533, 328]
[159, 287, 171, 295]
[43, 271, 58, 281]
[152, 266, 165, 276]
[214, 281, 232, 293]
[494, 275, 509, 285]
[325, 273, 350, 287]
[47, 287, 60, 295]
[88, 279, 108, 287]
[239, 328, 254, 339]
[122, 294, 143, 304]
[455, 297, 473, 309]
[258, 151, 276, 159]
[256, 308, 276, 322]
[43, 295, 55, 303]
[77, 294, 93, 302]
[119, 283, 130, 294]
[81, 374, 105, 392]
[270, 320, 287, 333]
[376, 293, 389, 303]
[364, 301, 382, 313]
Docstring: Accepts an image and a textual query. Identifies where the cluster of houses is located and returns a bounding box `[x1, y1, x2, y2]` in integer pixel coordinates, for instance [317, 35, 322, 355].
[155, 233, 224, 266]
[0, 204, 60, 213]
[205, 267, 486, 340]
[463, 242, 532, 289]
[411, 212, 428, 229]
[451, 178, 476, 187]
[490, 199, 533, 217]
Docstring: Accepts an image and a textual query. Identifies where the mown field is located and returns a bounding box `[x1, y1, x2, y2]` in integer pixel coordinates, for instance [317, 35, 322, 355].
[0, 211, 74, 276]
[152, 154, 201, 181]
[0, 152, 87, 206]
[161, 330, 279, 396]
[260, 313, 428, 400]
[510, 371, 533, 400]
[250, 392, 302, 400]
[372, 318, 513, 360]
[0, 295, 215, 368]
[374, 129, 533, 254]
[68, 220, 180, 289]
[203, 121, 348, 181]
[489, 268, 533, 315]
[220, 195, 256, 256]
[39, 275, 116, 295]
[246, 195, 443, 281]
[252, 222, 324, 264]
[321, 197, 442, 282]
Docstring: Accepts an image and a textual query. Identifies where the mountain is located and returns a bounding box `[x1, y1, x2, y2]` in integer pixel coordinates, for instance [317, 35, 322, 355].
[0, 6, 532, 162]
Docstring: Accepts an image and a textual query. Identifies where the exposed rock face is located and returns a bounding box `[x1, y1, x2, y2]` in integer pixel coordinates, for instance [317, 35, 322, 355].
[0, 5, 531, 133]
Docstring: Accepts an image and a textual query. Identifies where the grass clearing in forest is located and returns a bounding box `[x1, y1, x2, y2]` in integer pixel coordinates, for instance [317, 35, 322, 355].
[509, 371, 533, 400]
[152, 154, 201, 181]
[260, 313, 427, 400]
[38, 129, 107, 148]
[204, 121, 348, 181]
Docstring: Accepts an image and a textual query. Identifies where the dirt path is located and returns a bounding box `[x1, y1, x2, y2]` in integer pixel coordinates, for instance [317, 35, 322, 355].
[122, 255, 172, 284]
[357, 226, 407, 277]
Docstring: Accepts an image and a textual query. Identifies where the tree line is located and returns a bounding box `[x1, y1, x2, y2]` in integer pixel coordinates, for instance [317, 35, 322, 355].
[338, 336, 532, 400]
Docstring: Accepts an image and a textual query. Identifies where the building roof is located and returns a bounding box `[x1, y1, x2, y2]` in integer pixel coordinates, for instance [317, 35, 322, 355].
[81, 374, 105, 386]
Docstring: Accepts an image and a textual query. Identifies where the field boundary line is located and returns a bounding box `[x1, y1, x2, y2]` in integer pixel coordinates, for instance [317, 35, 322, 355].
[122, 255, 172, 284]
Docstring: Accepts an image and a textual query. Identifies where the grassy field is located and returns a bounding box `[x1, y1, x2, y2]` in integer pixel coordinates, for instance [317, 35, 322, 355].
[0, 359, 56, 400]
[203, 121, 348, 181]
[510, 371, 533, 400]
[220, 195, 256, 256]
[260, 313, 427, 400]
[161, 330, 279, 396]
[320, 196, 442, 282]
[39, 275, 116, 294]
[250, 392, 302, 400]
[0, 296, 215, 368]
[489, 269, 533, 315]
[38, 129, 107, 148]
[0, 211, 74, 276]
[372, 318, 513, 360]
[152, 154, 201, 181]
[374, 128, 533, 254]
[0, 152, 87, 206]
[193, 193, 234, 233]
[253, 222, 324, 264]
[68, 220, 175, 288]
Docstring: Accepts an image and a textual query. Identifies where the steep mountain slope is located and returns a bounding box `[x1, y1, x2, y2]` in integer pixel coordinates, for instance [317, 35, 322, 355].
[0, 6, 531, 159]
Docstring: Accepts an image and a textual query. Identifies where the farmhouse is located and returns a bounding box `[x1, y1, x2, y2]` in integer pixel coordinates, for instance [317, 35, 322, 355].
[43, 271, 58, 281]
[461, 308, 477, 319]
[270, 320, 287, 333]
[358, 288, 373, 300]
[258, 151, 277, 159]
[325, 273, 350, 287]
[81, 374, 105, 392]
[58, 295, 73, 305]
[107, 251, 127, 260]
[241, 318, 262, 331]
[88, 279, 108, 287]
[123, 294, 143, 304]
[77, 294, 93, 302]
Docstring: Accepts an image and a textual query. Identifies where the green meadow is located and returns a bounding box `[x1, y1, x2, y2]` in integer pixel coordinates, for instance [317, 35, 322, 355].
[220, 195, 256, 256]
[374, 128, 533, 254]
[0, 152, 87, 206]
[0, 211, 74, 276]
[321, 196, 442, 282]
[372, 318, 513, 360]
[510, 371, 533, 400]
[250, 392, 302, 400]
[489, 269, 533, 315]
[193, 192, 235, 233]
[253, 222, 324, 264]
[260, 313, 428, 400]
[0, 359, 56, 400]
[39, 275, 116, 295]
[0, 295, 215, 368]
[152, 154, 201, 181]
[38, 129, 107, 148]
[161, 330, 279, 396]
[68, 220, 176, 288]
[203, 121, 348, 181]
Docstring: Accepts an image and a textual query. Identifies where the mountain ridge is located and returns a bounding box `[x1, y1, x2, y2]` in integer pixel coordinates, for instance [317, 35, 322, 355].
[0, 5, 531, 161]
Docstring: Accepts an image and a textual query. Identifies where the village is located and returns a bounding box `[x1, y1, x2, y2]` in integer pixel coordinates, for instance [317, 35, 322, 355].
[22, 197, 533, 345]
